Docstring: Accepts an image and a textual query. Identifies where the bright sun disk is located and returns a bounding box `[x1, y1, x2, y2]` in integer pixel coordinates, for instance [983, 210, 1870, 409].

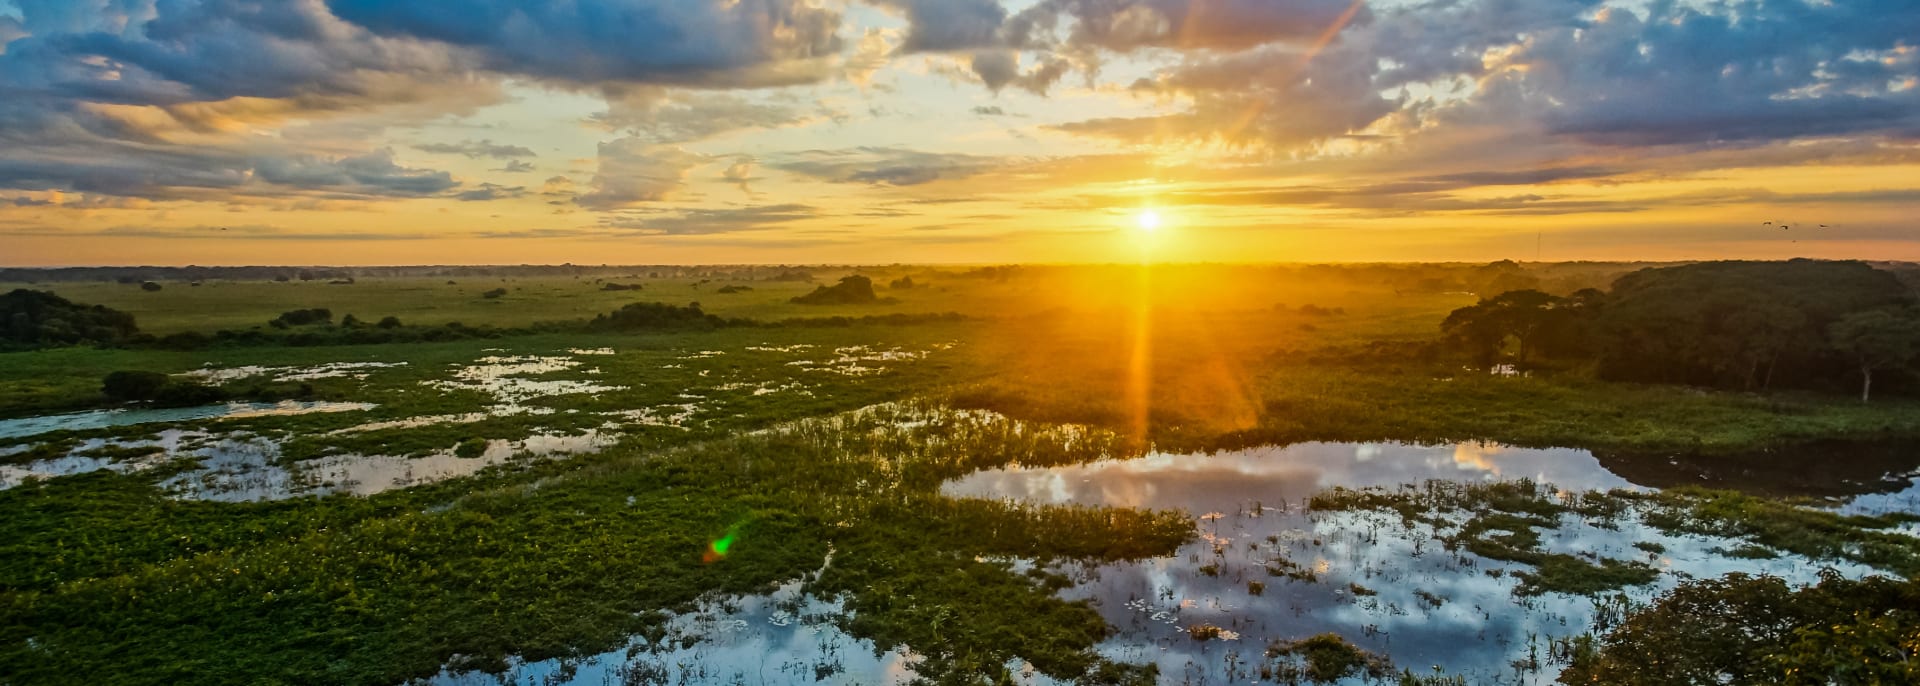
[1136, 210, 1161, 232]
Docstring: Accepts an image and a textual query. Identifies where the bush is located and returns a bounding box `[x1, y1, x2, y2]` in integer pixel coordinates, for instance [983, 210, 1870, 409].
[139, 281, 163, 292]
[587, 302, 735, 331]
[270, 308, 333, 328]
[482, 288, 508, 299]
[102, 371, 172, 401]
[791, 275, 886, 305]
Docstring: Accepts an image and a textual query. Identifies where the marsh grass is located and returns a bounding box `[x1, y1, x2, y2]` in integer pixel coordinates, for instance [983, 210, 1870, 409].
[0, 402, 1191, 685]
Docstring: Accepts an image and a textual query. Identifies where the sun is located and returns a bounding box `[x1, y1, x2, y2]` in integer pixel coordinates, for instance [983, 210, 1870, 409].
[1136, 210, 1162, 232]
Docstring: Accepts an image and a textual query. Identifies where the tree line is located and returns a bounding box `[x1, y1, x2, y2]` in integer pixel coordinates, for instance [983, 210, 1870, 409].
[1442, 260, 1920, 401]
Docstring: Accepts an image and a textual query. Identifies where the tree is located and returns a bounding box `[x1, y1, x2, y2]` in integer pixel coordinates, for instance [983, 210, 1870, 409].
[1441, 289, 1567, 367]
[1829, 308, 1920, 403]
[0, 289, 139, 347]
[1596, 260, 1914, 389]
[791, 275, 882, 305]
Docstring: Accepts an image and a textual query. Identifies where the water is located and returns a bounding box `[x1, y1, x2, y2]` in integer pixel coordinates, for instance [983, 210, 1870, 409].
[0, 401, 376, 440]
[1, 426, 617, 500]
[938, 441, 1917, 684]
[161, 430, 617, 501]
[422, 577, 928, 686]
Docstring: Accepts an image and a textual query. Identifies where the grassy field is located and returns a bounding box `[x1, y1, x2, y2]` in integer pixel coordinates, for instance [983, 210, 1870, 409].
[3, 265, 1918, 684]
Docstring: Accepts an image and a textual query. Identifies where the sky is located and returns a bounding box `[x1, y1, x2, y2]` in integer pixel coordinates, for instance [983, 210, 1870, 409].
[0, 0, 1916, 266]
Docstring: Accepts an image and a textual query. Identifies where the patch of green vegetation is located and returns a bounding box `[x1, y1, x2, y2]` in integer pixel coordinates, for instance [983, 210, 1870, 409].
[1636, 487, 1920, 575]
[0, 402, 1191, 684]
[1264, 633, 1393, 684]
[1512, 554, 1660, 597]
[1563, 571, 1920, 685]
[451, 437, 487, 458]
[1316, 480, 1661, 596]
[1267, 557, 1318, 583]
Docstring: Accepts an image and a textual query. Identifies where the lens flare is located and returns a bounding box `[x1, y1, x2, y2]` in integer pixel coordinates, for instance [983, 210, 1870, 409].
[702, 520, 746, 563]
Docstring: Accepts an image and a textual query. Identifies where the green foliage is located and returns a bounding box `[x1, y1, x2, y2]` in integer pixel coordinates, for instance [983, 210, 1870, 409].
[1265, 633, 1393, 683]
[269, 308, 333, 328]
[586, 302, 736, 331]
[99, 370, 171, 401]
[0, 400, 1190, 685]
[1636, 487, 1920, 575]
[1561, 572, 1920, 685]
[0, 289, 140, 349]
[1597, 260, 1915, 391]
[1829, 307, 1920, 402]
[99, 370, 225, 406]
[792, 275, 885, 305]
[1442, 289, 1596, 367]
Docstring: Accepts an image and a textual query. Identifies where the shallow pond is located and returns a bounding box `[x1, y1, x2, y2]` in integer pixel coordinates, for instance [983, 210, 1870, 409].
[0, 401, 376, 441]
[423, 576, 930, 686]
[937, 442, 1917, 684]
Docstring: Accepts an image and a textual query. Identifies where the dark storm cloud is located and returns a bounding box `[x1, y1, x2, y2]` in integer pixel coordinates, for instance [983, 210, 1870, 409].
[324, 0, 844, 87]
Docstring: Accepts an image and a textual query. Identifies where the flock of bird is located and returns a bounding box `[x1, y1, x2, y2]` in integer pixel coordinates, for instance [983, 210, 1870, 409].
[1761, 221, 1830, 231]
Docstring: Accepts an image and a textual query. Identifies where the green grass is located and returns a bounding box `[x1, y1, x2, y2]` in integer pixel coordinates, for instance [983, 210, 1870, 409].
[0, 403, 1189, 685]
[4, 268, 1919, 684]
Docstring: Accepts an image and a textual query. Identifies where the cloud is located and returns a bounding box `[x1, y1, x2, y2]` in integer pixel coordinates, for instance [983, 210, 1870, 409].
[5, 224, 436, 241]
[252, 148, 457, 197]
[722, 157, 759, 195]
[772, 146, 1008, 186]
[455, 182, 527, 202]
[1500, 4, 1920, 146]
[869, 0, 1007, 53]
[325, 0, 845, 87]
[1047, 0, 1920, 156]
[495, 159, 536, 173]
[969, 50, 1070, 95]
[415, 139, 536, 159]
[598, 203, 817, 235]
[591, 88, 833, 142]
[574, 138, 706, 210]
[1009, 0, 1371, 53]
[0, 17, 26, 53]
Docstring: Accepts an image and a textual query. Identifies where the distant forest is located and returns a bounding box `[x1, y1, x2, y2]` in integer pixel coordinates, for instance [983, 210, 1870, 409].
[1442, 260, 1920, 401]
